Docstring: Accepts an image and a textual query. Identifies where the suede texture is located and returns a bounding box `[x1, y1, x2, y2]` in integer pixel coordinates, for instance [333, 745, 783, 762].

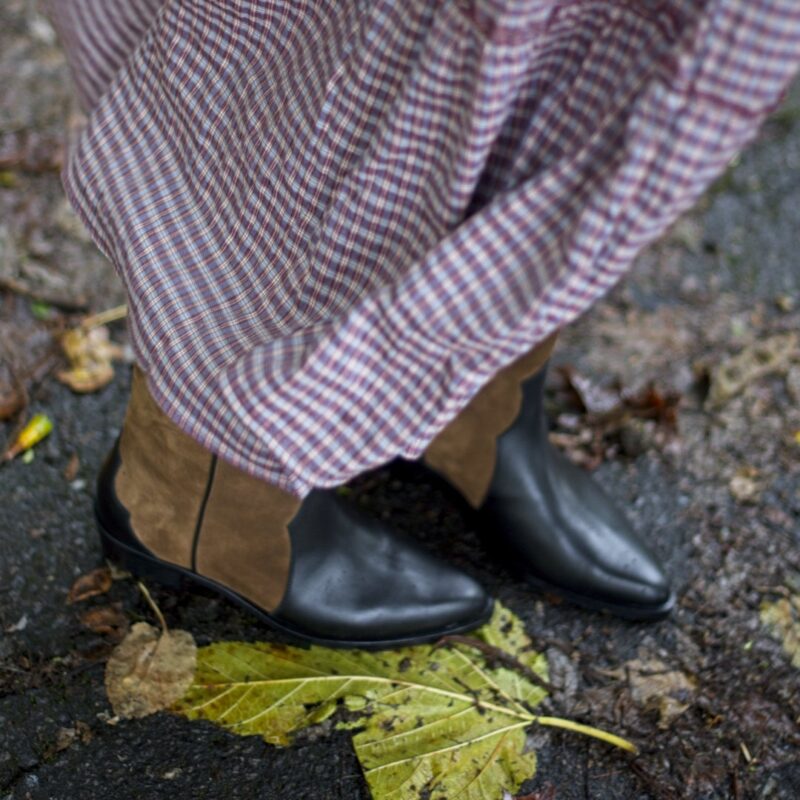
[116, 366, 212, 567]
[421, 333, 558, 509]
[196, 457, 296, 612]
[116, 366, 295, 611]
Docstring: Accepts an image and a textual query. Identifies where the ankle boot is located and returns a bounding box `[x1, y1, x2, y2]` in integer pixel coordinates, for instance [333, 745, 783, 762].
[94, 366, 492, 649]
[419, 336, 675, 621]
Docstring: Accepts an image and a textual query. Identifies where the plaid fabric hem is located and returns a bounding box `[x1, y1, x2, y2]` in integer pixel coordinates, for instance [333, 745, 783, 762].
[46, 0, 800, 497]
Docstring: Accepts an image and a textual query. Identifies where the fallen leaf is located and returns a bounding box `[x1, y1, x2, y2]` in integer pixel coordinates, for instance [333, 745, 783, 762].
[0, 169, 18, 188]
[550, 365, 680, 466]
[172, 603, 635, 800]
[29, 300, 52, 320]
[760, 595, 800, 669]
[105, 622, 197, 719]
[556, 366, 620, 415]
[57, 325, 124, 393]
[52, 722, 92, 754]
[608, 658, 696, 729]
[79, 604, 129, 640]
[107, 562, 132, 581]
[706, 333, 798, 409]
[3, 413, 53, 461]
[67, 567, 112, 604]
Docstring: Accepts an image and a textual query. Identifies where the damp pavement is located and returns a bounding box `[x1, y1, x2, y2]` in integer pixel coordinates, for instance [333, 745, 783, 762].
[1, 4, 799, 799]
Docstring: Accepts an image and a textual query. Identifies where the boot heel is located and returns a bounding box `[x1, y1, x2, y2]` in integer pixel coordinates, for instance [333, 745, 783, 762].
[96, 516, 187, 591]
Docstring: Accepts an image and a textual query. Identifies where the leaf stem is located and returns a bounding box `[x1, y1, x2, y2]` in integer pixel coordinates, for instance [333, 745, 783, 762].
[82, 304, 128, 330]
[137, 581, 168, 633]
[533, 715, 638, 753]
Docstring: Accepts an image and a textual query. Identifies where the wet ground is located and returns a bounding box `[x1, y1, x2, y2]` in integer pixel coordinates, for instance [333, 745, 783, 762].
[1, 3, 799, 799]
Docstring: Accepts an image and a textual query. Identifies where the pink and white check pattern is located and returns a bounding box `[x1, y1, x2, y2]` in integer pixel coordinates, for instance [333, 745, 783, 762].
[46, 0, 800, 498]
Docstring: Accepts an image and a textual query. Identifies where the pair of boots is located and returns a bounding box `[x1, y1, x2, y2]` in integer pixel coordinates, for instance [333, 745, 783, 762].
[95, 339, 674, 649]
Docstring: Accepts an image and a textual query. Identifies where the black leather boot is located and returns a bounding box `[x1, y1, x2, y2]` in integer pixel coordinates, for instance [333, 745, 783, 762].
[415, 353, 675, 621]
[95, 366, 493, 649]
[474, 361, 675, 620]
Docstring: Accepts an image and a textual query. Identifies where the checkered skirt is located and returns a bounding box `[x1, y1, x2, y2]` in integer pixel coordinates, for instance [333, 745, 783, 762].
[45, 0, 800, 498]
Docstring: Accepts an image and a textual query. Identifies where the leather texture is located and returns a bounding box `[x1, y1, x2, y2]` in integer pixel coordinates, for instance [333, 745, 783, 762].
[273, 487, 490, 640]
[422, 333, 559, 508]
[475, 361, 674, 616]
[95, 365, 492, 643]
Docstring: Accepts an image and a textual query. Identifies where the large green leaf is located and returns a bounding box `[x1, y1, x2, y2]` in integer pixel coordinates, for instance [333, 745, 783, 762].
[172, 603, 633, 799]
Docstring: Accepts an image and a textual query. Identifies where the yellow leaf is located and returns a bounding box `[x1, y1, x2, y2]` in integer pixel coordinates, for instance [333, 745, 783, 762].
[57, 325, 125, 393]
[3, 413, 53, 461]
[171, 603, 635, 800]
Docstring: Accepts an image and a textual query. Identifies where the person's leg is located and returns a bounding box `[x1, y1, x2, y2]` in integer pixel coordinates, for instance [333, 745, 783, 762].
[46, 0, 800, 642]
[96, 364, 492, 648]
[47, 0, 495, 648]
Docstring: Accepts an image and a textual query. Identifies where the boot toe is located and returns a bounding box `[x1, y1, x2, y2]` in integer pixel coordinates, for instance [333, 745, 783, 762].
[408, 567, 494, 636]
[273, 557, 493, 646]
[271, 488, 494, 647]
[584, 553, 675, 619]
[478, 468, 675, 621]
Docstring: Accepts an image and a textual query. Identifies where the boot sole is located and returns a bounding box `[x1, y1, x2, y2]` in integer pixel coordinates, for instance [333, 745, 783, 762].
[94, 505, 494, 650]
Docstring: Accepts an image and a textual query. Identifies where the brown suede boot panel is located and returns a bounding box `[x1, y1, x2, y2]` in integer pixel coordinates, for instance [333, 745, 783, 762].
[195, 457, 297, 613]
[422, 332, 558, 509]
[116, 366, 212, 568]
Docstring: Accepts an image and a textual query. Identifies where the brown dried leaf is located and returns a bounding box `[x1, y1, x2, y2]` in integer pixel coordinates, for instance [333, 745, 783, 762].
[557, 365, 621, 415]
[621, 384, 681, 429]
[105, 622, 197, 719]
[79, 604, 129, 640]
[67, 567, 112, 604]
[57, 326, 125, 393]
[52, 722, 92, 754]
[551, 365, 680, 467]
[610, 658, 696, 729]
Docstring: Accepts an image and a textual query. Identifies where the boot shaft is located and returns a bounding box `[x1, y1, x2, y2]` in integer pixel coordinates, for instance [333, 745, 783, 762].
[115, 366, 296, 611]
[422, 332, 558, 508]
